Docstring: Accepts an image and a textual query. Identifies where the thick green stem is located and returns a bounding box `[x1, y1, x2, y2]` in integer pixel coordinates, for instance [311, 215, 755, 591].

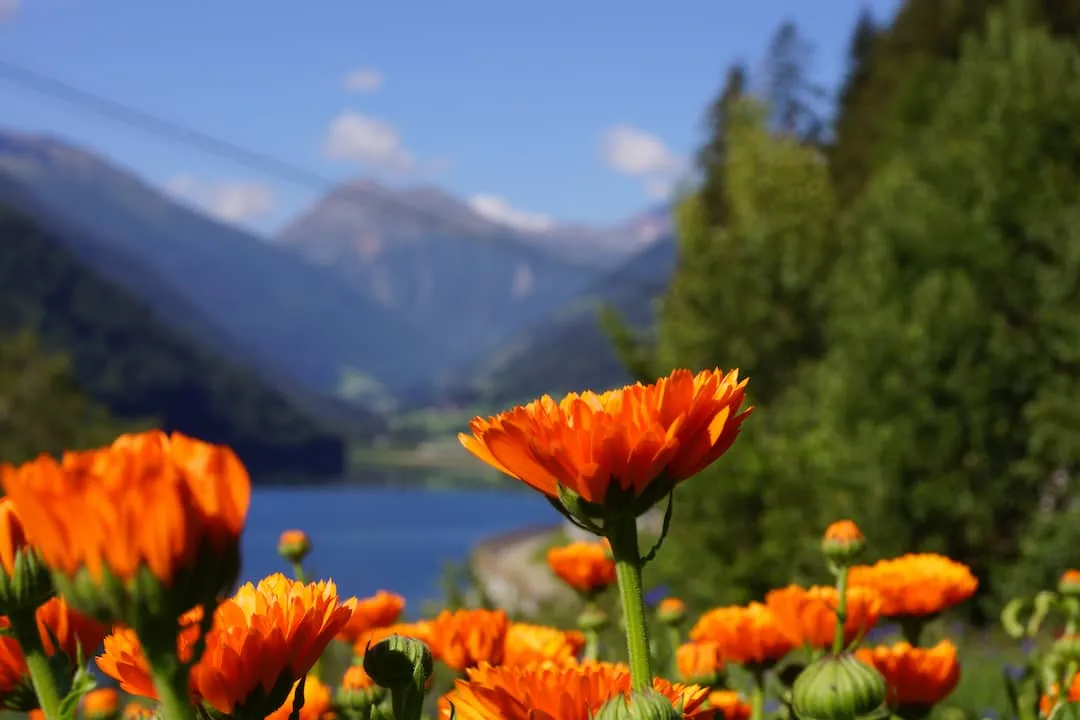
[607, 518, 653, 692]
[832, 566, 850, 655]
[749, 668, 766, 720]
[666, 625, 682, 680]
[584, 629, 600, 662]
[13, 613, 63, 720]
[149, 661, 197, 720]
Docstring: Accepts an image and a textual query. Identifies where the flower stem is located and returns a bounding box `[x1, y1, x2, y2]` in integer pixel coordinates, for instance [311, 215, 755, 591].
[749, 668, 766, 720]
[584, 629, 600, 662]
[149, 660, 196, 720]
[666, 625, 682, 680]
[832, 566, 849, 655]
[607, 517, 653, 691]
[12, 612, 63, 720]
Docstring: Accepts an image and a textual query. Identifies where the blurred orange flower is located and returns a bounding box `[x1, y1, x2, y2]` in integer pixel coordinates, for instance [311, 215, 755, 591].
[342, 664, 376, 691]
[82, 688, 119, 718]
[339, 590, 406, 643]
[1041, 673, 1080, 715]
[765, 585, 881, 649]
[658, 597, 688, 620]
[675, 641, 725, 684]
[707, 690, 753, 720]
[1, 431, 250, 601]
[459, 368, 751, 505]
[503, 622, 584, 666]
[424, 609, 509, 672]
[121, 702, 155, 720]
[856, 640, 960, 708]
[847, 554, 977, 617]
[546, 541, 616, 595]
[0, 497, 32, 576]
[439, 661, 714, 719]
[265, 677, 335, 720]
[690, 603, 795, 667]
[97, 574, 355, 717]
[823, 521, 863, 544]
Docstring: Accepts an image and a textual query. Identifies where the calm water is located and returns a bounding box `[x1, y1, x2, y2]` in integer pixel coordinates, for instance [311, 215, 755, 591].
[239, 486, 559, 614]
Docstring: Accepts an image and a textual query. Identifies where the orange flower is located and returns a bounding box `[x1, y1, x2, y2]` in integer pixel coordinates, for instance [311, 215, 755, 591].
[121, 702, 156, 720]
[265, 677, 335, 720]
[689, 603, 795, 667]
[1041, 673, 1080, 715]
[707, 691, 753, 720]
[459, 368, 751, 505]
[503, 622, 585, 666]
[765, 585, 881, 649]
[1060, 570, 1080, 595]
[439, 661, 714, 719]
[847, 554, 977, 617]
[824, 521, 863, 544]
[1, 431, 250, 618]
[342, 664, 376, 691]
[0, 497, 29, 576]
[0, 497, 52, 614]
[658, 597, 688, 620]
[0, 597, 107, 709]
[855, 640, 960, 708]
[424, 609, 508, 672]
[339, 590, 406, 643]
[82, 688, 120, 718]
[675, 641, 725, 684]
[277, 530, 312, 563]
[97, 574, 356, 717]
[546, 542, 616, 595]
[353, 621, 433, 658]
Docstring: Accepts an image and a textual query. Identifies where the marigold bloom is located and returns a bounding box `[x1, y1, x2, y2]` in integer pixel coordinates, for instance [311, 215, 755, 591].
[690, 603, 795, 667]
[503, 622, 585, 667]
[546, 542, 616, 596]
[121, 702, 156, 720]
[855, 640, 960, 708]
[265, 677, 335, 720]
[847, 554, 977, 617]
[707, 691, 753, 720]
[82, 688, 120, 719]
[1, 431, 251, 624]
[423, 608, 508, 672]
[459, 368, 751, 512]
[439, 661, 714, 719]
[765, 585, 882, 649]
[0, 597, 107, 711]
[676, 641, 725, 685]
[97, 574, 356, 718]
[0, 497, 52, 614]
[339, 590, 406, 643]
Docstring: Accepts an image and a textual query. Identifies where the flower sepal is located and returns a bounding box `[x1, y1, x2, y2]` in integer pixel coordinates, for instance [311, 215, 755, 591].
[792, 653, 887, 720]
[551, 478, 673, 537]
[593, 689, 683, 720]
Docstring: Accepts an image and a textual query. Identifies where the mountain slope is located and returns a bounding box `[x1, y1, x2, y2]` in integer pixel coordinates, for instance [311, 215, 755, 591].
[0, 200, 354, 480]
[0, 131, 443, 401]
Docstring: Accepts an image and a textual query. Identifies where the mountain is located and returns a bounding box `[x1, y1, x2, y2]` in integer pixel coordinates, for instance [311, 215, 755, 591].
[428, 234, 678, 406]
[515, 204, 673, 267]
[277, 182, 621, 378]
[0, 131, 442, 403]
[0, 199, 357, 480]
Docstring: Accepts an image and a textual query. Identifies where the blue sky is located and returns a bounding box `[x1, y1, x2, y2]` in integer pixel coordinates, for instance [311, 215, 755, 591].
[0, 0, 899, 233]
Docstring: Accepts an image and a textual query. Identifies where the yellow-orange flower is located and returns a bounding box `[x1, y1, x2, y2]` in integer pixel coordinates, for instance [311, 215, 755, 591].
[459, 368, 751, 504]
[824, 521, 863, 544]
[855, 640, 960, 708]
[675, 641, 725, 684]
[765, 585, 881, 649]
[342, 664, 376, 691]
[353, 621, 433, 658]
[1, 430, 250, 587]
[265, 677, 335, 720]
[339, 590, 406, 643]
[121, 702, 156, 720]
[707, 691, 752, 720]
[82, 688, 119, 718]
[689, 603, 795, 667]
[439, 661, 714, 719]
[424, 609, 508, 672]
[546, 542, 616, 595]
[97, 574, 356, 717]
[503, 622, 585, 666]
[658, 597, 688, 619]
[0, 597, 107, 708]
[847, 554, 977, 617]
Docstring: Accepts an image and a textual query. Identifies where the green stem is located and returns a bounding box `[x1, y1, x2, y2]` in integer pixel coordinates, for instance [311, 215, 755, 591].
[149, 661, 197, 720]
[584, 629, 600, 662]
[832, 566, 849, 655]
[13, 612, 63, 720]
[749, 668, 766, 720]
[666, 625, 682, 680]
[607, 518, 653, 692]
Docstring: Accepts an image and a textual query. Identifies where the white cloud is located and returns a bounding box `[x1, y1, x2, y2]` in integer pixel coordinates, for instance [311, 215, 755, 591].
[601, 125, 685, 199]
[323, 111, 416, 173]
[165, 175, 276, 223]
[468, 194, 554, 233]
[0, 0, 18, 22]
[343, 67, 383, 93]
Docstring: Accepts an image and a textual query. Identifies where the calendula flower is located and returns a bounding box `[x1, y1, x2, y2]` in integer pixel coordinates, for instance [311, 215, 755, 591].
[0, 497, 52, 614]
[121, 702, 156, 720]
[82, 687, 120, 720]
[546, 541, 616, 596]
[97, 574, 356, 719]
[822, 520, 866, 566]
[847, 554, 977, 617]
[459, 368, 751, 522]
[503, 622, 585, 666]
[439, 661, 714, 719]
[340, 590, 406, 643]
[1, 431, 250, 631]
[277, 530, 312, 565]
[0, 596, 107, 712]
[765, 585, 882, 649]
[855, 640, 960, 709]
[690, 603, 795, 667]
[675, 641, 725, 685]
[707, 690, 753, 720]
[265, 677, 335, 720]
[424, 608, 508, 672]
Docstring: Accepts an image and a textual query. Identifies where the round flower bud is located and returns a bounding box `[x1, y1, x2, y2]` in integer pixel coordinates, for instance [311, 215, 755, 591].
[594, 690, 683, 720]
[577, 606, 610, 632]
[1060, 570, 1080, 599]
[363, 634, 434, 690]
[657, 597, 687, 626]
[277, 530, 312, 565]
[793, 653, 887, 720]
[822, 521, 866, 569]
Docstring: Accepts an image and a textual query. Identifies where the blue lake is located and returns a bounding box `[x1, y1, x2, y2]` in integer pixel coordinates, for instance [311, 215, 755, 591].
[239, 486, 559, 614]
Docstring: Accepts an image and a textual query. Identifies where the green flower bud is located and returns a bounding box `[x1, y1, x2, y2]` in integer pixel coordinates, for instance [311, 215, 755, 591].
[0, 498, 54, 615]
[656, 598, 687, 626]
[578, 606, 610, 632]
[594, 690, 683, 720]
[277, 530, 312, 565]
[792, 653, 887, 720]
[363, 635, 433, 690]
[821, 521, 866, 569]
